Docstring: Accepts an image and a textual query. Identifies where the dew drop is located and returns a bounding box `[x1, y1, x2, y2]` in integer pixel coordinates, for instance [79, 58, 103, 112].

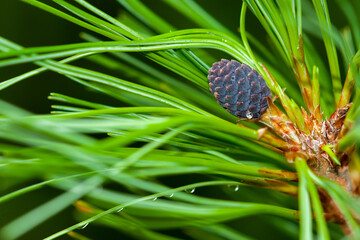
[81, 223, 89, 229]
[169, 193, 174, 198]
[190, 188, 196, 194]
[117, 208, 124, 213]
[234, 185, 239, 191]
[246, 110, 253, 119]
[153, 197, 158, 201]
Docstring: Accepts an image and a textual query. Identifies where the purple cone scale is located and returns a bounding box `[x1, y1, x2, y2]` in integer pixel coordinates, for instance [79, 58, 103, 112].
[208, 59, 271, 119]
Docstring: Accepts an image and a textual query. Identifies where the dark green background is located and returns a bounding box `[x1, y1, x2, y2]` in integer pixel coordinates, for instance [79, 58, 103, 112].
[0, 0, 246, 114]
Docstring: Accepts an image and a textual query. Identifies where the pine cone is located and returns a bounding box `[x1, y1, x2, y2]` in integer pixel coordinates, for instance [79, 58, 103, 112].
[208, 59, 271, 119]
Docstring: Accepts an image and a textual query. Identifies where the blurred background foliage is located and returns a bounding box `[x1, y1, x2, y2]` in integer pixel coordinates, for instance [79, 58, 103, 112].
[0, 0, 246, 114]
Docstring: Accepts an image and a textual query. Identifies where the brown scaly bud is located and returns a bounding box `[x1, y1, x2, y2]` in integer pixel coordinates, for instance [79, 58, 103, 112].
[208, 59, 271, 120]
[266, 101, 353, 191]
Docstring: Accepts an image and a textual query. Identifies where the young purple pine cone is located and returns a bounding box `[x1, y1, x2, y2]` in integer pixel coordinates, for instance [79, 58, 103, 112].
[208, 59, 271, 120]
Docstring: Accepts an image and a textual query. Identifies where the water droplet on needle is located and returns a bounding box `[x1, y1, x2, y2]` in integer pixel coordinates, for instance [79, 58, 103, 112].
[246, 110, 253, 119]
[81, 223, 89, 229]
